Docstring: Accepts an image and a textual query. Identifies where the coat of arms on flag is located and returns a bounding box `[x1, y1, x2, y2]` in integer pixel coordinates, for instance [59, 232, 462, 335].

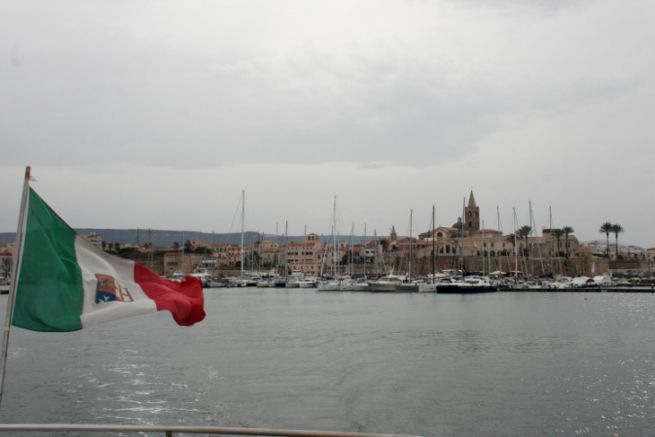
[95, 274, 134, 303]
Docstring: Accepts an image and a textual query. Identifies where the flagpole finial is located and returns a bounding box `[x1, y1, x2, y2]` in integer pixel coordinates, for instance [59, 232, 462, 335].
[26, 166, 37, 182]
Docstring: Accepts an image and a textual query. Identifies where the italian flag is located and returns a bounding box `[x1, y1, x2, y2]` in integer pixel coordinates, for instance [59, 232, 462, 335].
[12, 188, 205, 332]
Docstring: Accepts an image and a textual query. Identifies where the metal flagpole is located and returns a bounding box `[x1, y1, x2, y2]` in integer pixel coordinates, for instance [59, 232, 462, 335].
[0, 166, 32, 409]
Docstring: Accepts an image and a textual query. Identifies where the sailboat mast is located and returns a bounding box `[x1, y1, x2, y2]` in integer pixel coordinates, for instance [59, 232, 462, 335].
[332, 195, 337, 277]
[284, 220, 288, 276]
[529, 200, 545, 276]
[497, 205, 504, 274]
[240, 189, 245, 277]
[408, 209, 413, 279]
[512, 207, 518, 277]
[363, 223, 367, 278]
[432, 204, 436, 284]
[461, 197, 466, 274]
[349, 222, 355, 276]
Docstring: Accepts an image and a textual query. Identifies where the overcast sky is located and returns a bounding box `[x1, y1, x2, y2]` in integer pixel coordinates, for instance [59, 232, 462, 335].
[1, 0, 653, 246]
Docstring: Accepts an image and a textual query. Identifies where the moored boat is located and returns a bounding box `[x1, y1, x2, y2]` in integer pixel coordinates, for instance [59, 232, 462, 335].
[367, 274, 404, 292]
[396, 281, 420, 293]
[437, 276, 498, 294]
[338, 277, 369, 292]
[317, 279, 341, 292]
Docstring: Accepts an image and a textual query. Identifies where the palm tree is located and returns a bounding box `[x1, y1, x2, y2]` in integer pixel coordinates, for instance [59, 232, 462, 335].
[504, 233, 515, 256]
[562, 226, 574, 258]
[611, 223, 624, 260]
[599, 222, 613, 258]
[517, 225, 532, 256]
[551, 229, 563, 256]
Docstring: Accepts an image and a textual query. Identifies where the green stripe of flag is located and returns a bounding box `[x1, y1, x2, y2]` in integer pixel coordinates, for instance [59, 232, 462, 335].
[13, 188, 84, 332]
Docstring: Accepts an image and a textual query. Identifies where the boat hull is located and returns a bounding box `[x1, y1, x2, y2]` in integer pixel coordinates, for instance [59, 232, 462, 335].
[396, 283, 419, 293]
[367, 282, 397, 292]
[418, 283, 437, 293]
[437, 285, 498, 294]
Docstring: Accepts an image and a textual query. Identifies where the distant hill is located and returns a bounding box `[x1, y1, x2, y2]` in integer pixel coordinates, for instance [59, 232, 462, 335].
[0, 229, 371, 247]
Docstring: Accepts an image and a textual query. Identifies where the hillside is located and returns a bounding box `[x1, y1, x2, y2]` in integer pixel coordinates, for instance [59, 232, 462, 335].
[0, 229, 370, 247]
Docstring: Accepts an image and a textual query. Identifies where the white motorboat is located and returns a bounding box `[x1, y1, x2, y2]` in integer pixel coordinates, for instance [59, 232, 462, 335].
[189, 268, 211, 286]
[317, 279, 341, 291]
[367, 274, 405, 292]
[297, 278, 316, 288]
[338, 277, 369, 291]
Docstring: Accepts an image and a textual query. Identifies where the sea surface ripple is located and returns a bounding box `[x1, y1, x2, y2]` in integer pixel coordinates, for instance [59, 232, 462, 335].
[1, 290, 654, 436]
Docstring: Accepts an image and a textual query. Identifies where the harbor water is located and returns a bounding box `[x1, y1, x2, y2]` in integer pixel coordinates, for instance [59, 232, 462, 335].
[1, 289, 654, 436]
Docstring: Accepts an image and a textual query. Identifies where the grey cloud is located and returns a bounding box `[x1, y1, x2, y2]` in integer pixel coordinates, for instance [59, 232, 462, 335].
[1, 46, 504, 167]
[0, 0, 651, 171]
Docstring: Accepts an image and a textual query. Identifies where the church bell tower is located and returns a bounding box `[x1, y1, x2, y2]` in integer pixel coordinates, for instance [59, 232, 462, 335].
[464, 191, 480, 232]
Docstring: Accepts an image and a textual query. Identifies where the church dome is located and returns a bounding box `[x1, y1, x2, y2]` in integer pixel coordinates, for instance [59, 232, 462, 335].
[452, 217, 463, 229]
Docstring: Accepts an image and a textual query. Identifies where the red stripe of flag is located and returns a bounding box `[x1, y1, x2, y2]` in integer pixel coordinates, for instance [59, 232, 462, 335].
[134, 263, 205, 326]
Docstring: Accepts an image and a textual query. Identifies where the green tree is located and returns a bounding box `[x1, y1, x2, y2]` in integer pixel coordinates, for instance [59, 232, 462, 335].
[599, 222, 612, 258]
[505, 233, 516, 255]
[517, 225, 532, 256]
[551, 229, 563, 256]
[611, 223, 624, 260]
[562, 226, 574, 258]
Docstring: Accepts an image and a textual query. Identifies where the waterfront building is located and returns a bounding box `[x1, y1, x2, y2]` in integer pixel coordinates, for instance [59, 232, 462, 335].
[187, 239, 210, 252]
[577, 240, 646, 260]
[161, 249, 183, 274]
[410, 191, 585, 275]
[620, 245, 647, 260]
[286, 233, 322, 276]
[211, 243, 241, 267]
[579, 241, 611, 258]
[0, 247, 12, 278]
[254, 239, 280, 269]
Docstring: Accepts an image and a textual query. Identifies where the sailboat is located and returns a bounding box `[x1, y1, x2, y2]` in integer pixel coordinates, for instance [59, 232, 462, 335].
[397, 209, 419, 292]
[338, 223, 368, 291]
[224, 190, 258, 287]
[419, 205, 439, 293]
[318, 196, 342, 291]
